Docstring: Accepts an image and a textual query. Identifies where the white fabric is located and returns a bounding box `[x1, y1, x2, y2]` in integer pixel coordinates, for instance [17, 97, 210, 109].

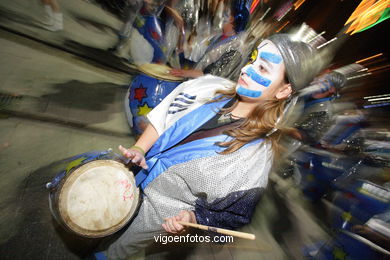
[129, 29, 154, 65]
[147, 75, 235, 135]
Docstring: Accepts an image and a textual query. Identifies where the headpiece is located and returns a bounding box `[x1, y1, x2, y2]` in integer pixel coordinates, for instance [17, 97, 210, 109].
[267, 34, 321, 92]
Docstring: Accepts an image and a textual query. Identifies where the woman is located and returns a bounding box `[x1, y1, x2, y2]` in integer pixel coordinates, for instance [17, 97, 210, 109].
[102, 34, 319, 259]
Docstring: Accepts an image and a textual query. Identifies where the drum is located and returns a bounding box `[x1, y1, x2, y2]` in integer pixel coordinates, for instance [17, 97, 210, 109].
[47, 150, 139, 238]
[126, 63, 183, 135]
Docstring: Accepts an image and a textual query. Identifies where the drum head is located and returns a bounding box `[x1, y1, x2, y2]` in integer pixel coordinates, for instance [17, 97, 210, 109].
[58, 160, 139, 237]
[138, 63, 183, 82]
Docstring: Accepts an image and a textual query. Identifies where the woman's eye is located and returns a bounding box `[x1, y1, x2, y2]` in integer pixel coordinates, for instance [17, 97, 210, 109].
[259, 64, 267, 72]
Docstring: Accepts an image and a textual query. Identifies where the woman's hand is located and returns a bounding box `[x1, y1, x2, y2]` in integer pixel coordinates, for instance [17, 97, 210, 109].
[162, 210, 197, 234]
[169, 69, 204, 79]
[119, 145, 148, 169]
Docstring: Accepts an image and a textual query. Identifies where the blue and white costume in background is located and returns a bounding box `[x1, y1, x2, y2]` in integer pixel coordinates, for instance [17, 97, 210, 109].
[106, 75, 273, 259]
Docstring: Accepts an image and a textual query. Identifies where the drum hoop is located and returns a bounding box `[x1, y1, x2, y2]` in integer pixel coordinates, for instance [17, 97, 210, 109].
[137, 64, 183, 82]
[58, 160, 140, 238]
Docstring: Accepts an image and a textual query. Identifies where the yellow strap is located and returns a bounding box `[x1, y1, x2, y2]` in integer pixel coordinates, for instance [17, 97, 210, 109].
[130, 145, 145, 156]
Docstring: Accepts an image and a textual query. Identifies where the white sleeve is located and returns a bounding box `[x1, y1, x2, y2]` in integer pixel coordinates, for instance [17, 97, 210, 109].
[146, 79, 192, 135]
[147, 75, 234, 135]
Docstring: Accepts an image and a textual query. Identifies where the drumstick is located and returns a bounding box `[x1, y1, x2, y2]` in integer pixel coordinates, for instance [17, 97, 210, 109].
[164, 219, 256, 240]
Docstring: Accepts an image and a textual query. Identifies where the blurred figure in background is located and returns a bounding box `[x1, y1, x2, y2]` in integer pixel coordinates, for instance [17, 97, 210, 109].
[169, 0, 250, 80]
[295, 70, 348, 146]
[109, 0, 143, 54]
[109, 0, 184, 65]
[41, 0, 63, 31]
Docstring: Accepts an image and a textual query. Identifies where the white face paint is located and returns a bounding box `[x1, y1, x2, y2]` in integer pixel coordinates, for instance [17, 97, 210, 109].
[222, 10, 231, 24]
[236, 40, 289, 101]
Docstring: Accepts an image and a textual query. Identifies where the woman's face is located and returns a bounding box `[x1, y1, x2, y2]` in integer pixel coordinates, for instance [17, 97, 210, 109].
[236, 40, 291, 102]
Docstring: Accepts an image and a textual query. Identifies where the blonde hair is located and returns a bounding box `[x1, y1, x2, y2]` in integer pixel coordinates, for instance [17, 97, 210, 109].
[213, 87, 295, 157]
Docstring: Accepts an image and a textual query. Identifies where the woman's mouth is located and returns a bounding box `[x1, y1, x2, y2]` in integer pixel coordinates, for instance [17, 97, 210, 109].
[238, 77, 247, 86]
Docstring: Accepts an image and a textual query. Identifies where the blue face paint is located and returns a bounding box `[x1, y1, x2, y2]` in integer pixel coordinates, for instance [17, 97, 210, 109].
[246, 67, 271, 87]
[236, 86, 262, 98]
[260, 52, 282, 64]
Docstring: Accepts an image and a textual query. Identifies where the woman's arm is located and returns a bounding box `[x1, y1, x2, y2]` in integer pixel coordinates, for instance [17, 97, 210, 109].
[162, 188, 263, 234]
[194, 188, 263, 230]
[169, 68, 204, 78]
[119, 124, 159, 169]
[133, 123, 159, 153]
[119, 80, 195, 165]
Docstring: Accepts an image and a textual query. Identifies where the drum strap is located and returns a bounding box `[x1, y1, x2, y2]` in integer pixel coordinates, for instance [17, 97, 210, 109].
[135, 121, 241, 187]
[176, 120, 242, 147]
[135, 171, 147, 187]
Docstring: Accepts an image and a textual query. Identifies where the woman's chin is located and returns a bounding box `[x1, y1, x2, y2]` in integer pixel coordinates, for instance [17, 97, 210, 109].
[237, 94, 261, 102]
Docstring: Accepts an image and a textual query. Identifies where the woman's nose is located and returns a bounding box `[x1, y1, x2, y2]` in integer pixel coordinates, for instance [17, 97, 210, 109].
[241, 65, 250, 75]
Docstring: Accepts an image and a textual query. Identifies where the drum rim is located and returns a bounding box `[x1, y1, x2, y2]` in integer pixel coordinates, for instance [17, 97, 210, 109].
[137, 63, 184, 82]
[58, 160, 140, 238]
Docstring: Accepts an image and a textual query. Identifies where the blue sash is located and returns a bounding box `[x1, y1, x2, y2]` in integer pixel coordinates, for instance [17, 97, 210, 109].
[135, 98, 263, 189]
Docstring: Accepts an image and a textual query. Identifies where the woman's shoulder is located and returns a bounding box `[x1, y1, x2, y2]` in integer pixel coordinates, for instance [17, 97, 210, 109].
[187, 74, 235, 86]
[245, 139, 274, 159]
[178, 75, 234, 101]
